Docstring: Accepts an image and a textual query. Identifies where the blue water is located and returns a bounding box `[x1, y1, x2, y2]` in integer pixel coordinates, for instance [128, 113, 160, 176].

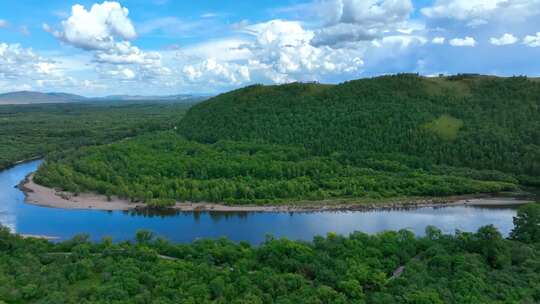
[0, 160, 519, 243]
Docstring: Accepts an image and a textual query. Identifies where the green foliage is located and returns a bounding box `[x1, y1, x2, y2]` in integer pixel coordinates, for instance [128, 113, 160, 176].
[147, 198, 176, 208]
[179, 75, 540, 178]
[0, 225, 539, 303]
[34, 132, 517, 205]
[510, 203, 540, 243]
[0, 102, 193, 170]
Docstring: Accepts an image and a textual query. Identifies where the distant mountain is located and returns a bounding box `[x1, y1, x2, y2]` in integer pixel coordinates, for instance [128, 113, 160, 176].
[0, 91, 210, 105]
[96, 94, 209, 102]
[0, 91, 86, 105]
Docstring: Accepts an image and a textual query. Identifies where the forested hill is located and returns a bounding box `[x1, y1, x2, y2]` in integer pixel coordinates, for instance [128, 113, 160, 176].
[179, 74, 540, 181]
[35, 74, 539, 206]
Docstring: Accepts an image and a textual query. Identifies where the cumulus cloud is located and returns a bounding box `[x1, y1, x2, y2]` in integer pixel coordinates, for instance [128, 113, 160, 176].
[523, 33, 540, 47]
[46, 2, 171, 83]
[0, 43, 82, 92]
[490, 33, 518, 46]
[311, 0, 414, 46]
[176, 19, 365, 88]
[105, 67, 136, 80]
[432, 37, 445, 44]
[94, 42, 171, 81]
[319, 0, 413, 26]
[183, 58, 250, 85]
[245, 20, 364, 82]
[449, 36, 476, 47]
[45, 1, 136, 50]
[0, 43, 61, 79]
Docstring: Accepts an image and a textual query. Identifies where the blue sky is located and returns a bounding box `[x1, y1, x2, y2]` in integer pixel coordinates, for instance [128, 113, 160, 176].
[0, 0, 539, 96]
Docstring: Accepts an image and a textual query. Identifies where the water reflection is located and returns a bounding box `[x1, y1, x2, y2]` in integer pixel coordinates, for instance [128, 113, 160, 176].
[0, 160, 524, 243]
[126, 208, 253, 221]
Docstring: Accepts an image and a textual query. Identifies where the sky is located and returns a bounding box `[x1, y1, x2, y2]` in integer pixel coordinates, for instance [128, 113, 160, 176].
[0, 0, 539, 96]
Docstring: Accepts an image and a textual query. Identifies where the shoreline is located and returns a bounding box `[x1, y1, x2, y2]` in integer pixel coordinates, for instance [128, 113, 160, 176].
[20, 173, 535, 213]
[1, 156, 42, 172]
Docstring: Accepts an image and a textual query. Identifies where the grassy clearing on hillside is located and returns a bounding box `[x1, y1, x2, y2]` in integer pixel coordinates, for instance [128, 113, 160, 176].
[422, 115, 463, 141]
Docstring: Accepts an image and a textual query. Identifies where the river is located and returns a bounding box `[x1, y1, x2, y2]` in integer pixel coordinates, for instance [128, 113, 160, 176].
[0, 160, 521, 243]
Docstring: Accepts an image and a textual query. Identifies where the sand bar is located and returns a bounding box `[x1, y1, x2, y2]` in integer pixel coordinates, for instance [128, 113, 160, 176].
[19, 173, 535, 212]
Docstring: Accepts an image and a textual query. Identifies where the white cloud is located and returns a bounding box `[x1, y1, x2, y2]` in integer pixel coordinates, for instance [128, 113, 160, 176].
[176, 38, 252, 62]
[0, 43, 61, 79]
[523, 33, 540, 47]
[432, 37, 445, 44]
[45, 1, 136, 50]
[0, 43, 81, 92]
[319, 0, 413, 26]
[311, 0, 414, 46]
[0, 20, 8, 28]
[94, 42, 171, 81]
[490, 33, 518, 46]
[174, 19, 365, 88]
[46, 2, 170, 83]
[449, 36, 476, 47]
[245, 20, 364, 81]
[379, 35, 427, 49]
[95, 41, 157, 65]
[183, 58, 250, 85]
[108, 67, 136, 80]
[422, 0, 499, 20]
[421, 0, 540, 25]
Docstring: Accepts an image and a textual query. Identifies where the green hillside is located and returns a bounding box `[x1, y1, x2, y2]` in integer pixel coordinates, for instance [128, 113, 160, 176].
[179, 74, 540, 181]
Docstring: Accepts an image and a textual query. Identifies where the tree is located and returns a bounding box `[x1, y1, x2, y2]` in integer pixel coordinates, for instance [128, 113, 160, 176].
[135, 230, 155, 244]
[510, 203, 540, 243]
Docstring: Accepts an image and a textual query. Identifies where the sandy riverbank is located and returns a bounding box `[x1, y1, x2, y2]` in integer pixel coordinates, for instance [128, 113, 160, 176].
[20, 174, 145, 211]
[19, 174, 535, 212]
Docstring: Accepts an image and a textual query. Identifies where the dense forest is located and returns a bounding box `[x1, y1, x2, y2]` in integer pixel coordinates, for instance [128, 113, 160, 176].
[35, 132, 517, 207]
[34, 75, 539, 206]
[1, 204, 540, 303]
[180, 74, 540, 184]
[0, 102, 193, 171]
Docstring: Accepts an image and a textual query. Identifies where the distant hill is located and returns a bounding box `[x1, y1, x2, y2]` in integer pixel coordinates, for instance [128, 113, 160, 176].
[96, 94, 209, 103]
[179, 74, 540, 179]
[0, 91, 86, 104]
[0, 91, 210, 105]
